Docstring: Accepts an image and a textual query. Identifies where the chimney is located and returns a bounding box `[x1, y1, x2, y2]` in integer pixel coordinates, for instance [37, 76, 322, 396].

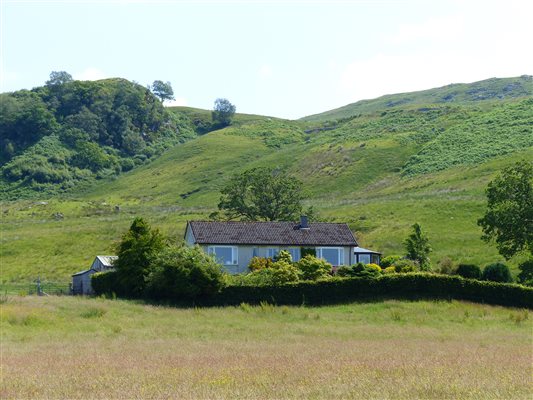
[299, 215, 309, 230]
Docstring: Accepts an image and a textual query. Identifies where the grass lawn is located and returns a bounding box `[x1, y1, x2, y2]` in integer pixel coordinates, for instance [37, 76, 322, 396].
[1, 296, 531, 399]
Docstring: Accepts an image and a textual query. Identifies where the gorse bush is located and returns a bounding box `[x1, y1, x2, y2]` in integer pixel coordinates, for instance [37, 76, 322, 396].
[482, 263, 513, 283]
[456, 264, 482, 280]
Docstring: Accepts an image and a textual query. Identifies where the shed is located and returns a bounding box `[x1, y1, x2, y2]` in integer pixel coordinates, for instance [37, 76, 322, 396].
[353, 247, 381, 265]
[72, 255, 117, 295]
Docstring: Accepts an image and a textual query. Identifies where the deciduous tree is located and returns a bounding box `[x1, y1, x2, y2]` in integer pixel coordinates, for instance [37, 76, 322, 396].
[151, 80, 175, 103]
[478, 160, 533, 259]
[212, 98, 236, 127]
[404, 223, 432, 271]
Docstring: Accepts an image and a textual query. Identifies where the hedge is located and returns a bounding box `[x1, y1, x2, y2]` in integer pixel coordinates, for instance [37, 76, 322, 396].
[208, 273, 533, 308]
[93, 271, 533, 309]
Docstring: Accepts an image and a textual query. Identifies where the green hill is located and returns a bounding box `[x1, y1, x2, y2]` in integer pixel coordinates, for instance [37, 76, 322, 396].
[1, 76, 532, 283]
[302, 75, 533, 122]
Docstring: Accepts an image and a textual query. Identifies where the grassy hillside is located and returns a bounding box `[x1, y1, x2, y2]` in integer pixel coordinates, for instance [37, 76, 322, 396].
[1, 77, 532, 283]
[302, 75, 533, 122]
[2, 296, 531, 398]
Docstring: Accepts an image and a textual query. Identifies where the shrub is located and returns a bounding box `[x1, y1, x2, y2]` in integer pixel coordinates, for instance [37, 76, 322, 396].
[92, 270, 120, 296]
[269, 260, 300, 284]
[274, 250, 292, 263]
[393, 259, 417, 273]
[295, 255, 332, 280]
[517, 259, 533, 286]
[336, 266, 353, 277]
[455, 264, 482, 280]
[380, 255, 402, 268]
[437, 257, 456, 275]
[366, 263, 382, 273]
[482, 262, 513, 283]
[383, 266, 396, 274]
[145, 244, 225, 300]
[248, 256, 273, 272]
[351, 263, 381, 278]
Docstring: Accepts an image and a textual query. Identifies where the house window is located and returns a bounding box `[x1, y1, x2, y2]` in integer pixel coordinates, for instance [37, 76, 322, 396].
[208, 246, 238, 265]
[288, 248, 301, 262]
[266, 248, 279, 259]
[357, 254, 371, 264]
[317, 247, 345, 266]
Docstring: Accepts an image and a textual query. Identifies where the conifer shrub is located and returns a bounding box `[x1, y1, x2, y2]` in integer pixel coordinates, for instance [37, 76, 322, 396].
[295, 255, 332, 280]
[380, 255, 402, 268]
[248, 256, 273, 272]
[455, 264, 482, 280]
[482, 263, 513, 283]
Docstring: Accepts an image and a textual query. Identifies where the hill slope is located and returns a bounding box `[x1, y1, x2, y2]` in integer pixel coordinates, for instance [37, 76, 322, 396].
[1, 77, 532, 283]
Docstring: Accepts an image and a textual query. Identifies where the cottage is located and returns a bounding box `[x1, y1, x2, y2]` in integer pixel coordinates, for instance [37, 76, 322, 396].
[72, 255, 117, 295]
[184, 216, 360, 274]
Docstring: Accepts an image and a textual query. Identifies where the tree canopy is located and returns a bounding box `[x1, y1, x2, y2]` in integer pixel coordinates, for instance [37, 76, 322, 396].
[404, 223, 432, 271]
[151, 80, 175, 103]
[215, 167, 305, 221]
[46, 71, 73, 86]
[478, 160, 533, 259]
[212, 98, 236, 127]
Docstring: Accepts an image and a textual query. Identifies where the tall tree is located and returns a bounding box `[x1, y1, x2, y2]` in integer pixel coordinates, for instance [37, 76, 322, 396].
[212, 98, 236, 127]
[216, 167, 305, 221]
[404, 223, 432, 271]
[46, 71, 73, 86]
[478, 160, 533, 259]
[151, 80, 175, 103]
[114, 217, 165, 297]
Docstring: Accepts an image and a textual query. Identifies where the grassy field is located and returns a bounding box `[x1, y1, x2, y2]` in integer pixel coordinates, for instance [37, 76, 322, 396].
[1, 296, 531, 399]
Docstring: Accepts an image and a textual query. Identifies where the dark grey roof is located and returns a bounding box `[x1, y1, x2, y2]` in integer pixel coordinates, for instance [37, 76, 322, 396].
[187, 221, 358, 246]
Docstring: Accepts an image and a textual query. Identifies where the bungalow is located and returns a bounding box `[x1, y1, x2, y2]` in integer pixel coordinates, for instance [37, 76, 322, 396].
[72, 255, 117, 295]
[184, 216, 359, 274]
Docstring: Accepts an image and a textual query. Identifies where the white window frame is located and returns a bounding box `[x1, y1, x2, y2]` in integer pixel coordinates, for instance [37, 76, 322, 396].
[208, 246, 238, 265]
[266, 248, 279, 259]
[316, 247, 345, 266]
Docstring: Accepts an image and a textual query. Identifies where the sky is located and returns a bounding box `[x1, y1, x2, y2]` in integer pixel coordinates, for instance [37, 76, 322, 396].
[1, 0, 532, 119]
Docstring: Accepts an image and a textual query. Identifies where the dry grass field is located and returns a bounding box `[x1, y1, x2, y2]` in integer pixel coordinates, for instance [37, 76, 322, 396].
[1, 296, 531, 399]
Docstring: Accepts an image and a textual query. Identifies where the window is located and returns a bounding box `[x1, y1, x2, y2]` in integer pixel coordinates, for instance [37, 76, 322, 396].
[317, 247, 345, 266]
[358, 254, 371, 264]
[288, 248, 301, 262]
[208, 246, 238, 265]
[266, 248, 279, 259]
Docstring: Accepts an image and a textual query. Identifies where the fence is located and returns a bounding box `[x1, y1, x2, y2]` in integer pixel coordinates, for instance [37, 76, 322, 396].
[0, 279, 71, 296]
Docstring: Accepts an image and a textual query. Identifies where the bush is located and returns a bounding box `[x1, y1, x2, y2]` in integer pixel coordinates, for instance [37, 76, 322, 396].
[248, 256, 273, 272]
[336, 266, 353, 277]
[517, 259, 533, 286]
[269, 260, 300, 284]
[209, 273, 533, 308]
[482, 263, 513, 283]
[145, 244, 225, 301]
[393, 259, 417, 273]
[383, 266, 396, 274]
[274, 250, 292, 263]
[366, 263, 382, 273]
[437, 257, 456, 275]
[380, 255, 402, 268]
[455, 264, 482, 280]
[338, 263, 381, 279]
[295, 255, 332, 280]
[92, 270, 121, 296]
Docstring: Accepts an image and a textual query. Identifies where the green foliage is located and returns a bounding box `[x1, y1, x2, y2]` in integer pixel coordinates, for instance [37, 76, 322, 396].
[151, 80, 175, 103]
[404, 223, 432, 271]
[91, 270, 120, 296]
[212, 273, 533, 308]
[482, 263, 513, 283]
[478, 160, 533, 259]
[114, 217, 165, 297]
[46, 71, 73, 86]
[380, 255, 402, 269]
[145, 244, 224, 300]
[336, 262, 381, 278]
[217, 167, 305, 221]
[248, 256, 273, 272]
[455, 264, 482, 280]
[392, 259, 418, 273]
[274, 250, 292, 263]
[517, 259, 533, 286]
[437, 257, 456, 275]
[295, 255, 332, 280]
[212, 98, 236, 127]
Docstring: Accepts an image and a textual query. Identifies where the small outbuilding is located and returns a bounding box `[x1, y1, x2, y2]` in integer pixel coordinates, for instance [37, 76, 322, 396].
[353, 247, 381, 265]
[72, 255, 117, 295]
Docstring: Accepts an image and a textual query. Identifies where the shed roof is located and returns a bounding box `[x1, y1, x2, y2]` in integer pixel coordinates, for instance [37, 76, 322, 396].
[187, 221, 358, 246]
[72, 268, 97, 277]
[95, 255, 118, 267]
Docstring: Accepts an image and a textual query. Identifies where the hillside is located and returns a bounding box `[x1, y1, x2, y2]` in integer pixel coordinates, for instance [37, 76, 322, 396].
[302, 75, 533, 122]
[1, 76, 532, 283]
